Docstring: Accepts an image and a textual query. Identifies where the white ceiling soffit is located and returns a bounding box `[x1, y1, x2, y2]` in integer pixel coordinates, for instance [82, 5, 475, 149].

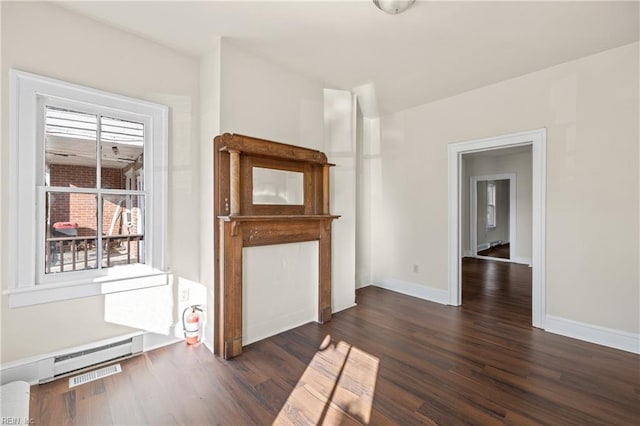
[56, 1, 640, 116]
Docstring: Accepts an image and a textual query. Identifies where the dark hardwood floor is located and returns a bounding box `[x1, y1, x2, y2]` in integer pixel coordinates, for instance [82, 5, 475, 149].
[462, 256, 531, 327]
[30, 259, 640, 425]
[477, 243, 510, 259]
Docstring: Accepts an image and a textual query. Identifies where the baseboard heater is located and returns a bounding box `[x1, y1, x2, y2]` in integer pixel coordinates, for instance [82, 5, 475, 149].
[38, 334, 142, 383]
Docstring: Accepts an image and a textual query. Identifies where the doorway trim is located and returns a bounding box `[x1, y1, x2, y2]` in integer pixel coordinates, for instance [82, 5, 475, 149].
[470, 173, 517, 261]
[448, 128, 546, 328]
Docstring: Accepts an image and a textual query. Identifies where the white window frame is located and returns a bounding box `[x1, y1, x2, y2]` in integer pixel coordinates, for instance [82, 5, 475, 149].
[6, 70, 169, 308]
[486, 181, 496, 228]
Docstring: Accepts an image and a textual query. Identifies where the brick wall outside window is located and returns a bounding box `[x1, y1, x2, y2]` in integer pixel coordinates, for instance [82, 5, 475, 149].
[49, 164, 124, 236]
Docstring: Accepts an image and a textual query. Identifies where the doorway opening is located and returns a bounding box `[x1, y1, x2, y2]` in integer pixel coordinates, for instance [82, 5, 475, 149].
[470, 173, 516, 262]
[448, 129, 546, 328]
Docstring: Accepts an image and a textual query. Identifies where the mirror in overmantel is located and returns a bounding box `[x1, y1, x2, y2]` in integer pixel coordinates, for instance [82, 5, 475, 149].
[252, 167, 304, 205]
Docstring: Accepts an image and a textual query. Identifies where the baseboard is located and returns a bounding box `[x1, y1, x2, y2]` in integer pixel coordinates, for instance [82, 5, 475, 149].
[202, 337, 215, 354]
[514, 257, 532, 266]
[463, 250, 473, 257]
[1, 329, 184, 386]
[545, 315, 639, 354]
[333, 302, 357, 314]
[476, 255, 512, 263]
[373, 278, 448, 305]
[477, 243, 491, 251]
[141, 326, 183, 352]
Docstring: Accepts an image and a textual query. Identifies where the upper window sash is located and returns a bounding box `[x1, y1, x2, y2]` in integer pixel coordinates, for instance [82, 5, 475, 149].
[38, 96, 152, 188]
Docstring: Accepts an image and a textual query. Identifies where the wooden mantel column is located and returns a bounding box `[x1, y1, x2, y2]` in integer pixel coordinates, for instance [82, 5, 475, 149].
[218, 219, 243, 358]
[322, 164, 330, 215]
[318, 220, 332, 323]
[213, 133, 339, 359]
[228, 150, 240, 215]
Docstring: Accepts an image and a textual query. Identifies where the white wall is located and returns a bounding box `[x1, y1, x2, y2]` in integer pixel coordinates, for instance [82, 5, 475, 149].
[355, 102, 367, 287]
[324, 89, 357, 311]
[199, 42, 221, 349]
[463, 150, 533, 260]
[357, 117, 380, 288]
[1, 2, 202, 363]
[371, 42, 639, 334]
[218, 41, 355, 343]
[219, 41, 324, 148]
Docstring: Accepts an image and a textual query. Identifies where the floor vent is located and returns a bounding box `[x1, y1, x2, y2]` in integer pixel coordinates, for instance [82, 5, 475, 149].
[68, 363, 122, 388]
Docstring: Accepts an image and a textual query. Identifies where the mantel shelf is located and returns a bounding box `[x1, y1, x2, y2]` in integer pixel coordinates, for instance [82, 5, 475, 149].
[217, 214, 340, 222]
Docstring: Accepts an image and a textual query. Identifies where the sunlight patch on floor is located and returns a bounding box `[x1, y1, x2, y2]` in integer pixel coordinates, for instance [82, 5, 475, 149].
[275, 336, 379, 425]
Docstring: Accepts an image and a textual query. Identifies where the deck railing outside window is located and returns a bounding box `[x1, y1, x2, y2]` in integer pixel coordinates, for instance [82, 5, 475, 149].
[46, 234, 144, 273]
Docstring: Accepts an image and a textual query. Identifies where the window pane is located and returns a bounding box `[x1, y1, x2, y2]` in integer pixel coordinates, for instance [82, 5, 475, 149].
[100, 116, 144, 190]
[102, 194, 145, 268]
[46, 192, 98, 274]
[487, 182, 496, 205]
[487, 206, 495, 227]
[45, 107, 98, 189]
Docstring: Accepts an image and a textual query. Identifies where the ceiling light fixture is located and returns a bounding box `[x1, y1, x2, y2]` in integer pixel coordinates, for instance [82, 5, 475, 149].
[373, 0, 416, 15]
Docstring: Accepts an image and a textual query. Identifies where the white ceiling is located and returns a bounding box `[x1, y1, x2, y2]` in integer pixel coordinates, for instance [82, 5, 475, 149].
[56, 1, 639, 116]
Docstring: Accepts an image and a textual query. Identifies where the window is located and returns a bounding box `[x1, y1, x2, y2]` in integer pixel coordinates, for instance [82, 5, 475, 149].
[7, 70, 168, 307]
[486, 181, 496, 228]
[45, 107, 146, 274]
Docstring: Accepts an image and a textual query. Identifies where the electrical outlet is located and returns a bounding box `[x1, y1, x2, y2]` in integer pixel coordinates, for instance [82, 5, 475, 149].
[179, 288, 190, 302]
[413, 264, 419, 273]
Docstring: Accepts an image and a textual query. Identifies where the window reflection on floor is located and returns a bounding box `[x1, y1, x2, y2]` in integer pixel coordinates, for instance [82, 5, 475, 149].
[275, 335, 380, 425]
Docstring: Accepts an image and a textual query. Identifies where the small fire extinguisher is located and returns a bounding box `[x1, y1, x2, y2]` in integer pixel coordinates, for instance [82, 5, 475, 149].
[182, 305, 204, 345]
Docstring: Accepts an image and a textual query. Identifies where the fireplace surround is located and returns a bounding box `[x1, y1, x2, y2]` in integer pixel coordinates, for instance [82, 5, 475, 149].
[213, 133, 339, 359]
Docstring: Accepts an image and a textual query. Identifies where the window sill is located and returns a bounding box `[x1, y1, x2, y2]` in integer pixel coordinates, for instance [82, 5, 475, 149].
[4, 267, 169, 308]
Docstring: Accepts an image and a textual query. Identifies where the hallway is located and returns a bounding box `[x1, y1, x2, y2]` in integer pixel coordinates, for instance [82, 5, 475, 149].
[462, 256, 532, 327]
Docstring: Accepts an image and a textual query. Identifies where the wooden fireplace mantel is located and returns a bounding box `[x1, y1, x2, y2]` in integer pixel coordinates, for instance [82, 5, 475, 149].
[213, 133, 339, 359]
